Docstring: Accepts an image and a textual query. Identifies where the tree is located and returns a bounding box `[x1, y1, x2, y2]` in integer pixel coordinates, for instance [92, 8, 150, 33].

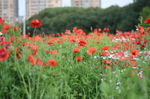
[26, 0, 150, 35]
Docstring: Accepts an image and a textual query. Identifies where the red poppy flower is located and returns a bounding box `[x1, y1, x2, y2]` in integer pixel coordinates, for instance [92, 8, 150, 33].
[0, 48, 10, 62]
[140, 44, 146, 49]
[28, 54, 35, 66]
[72, 48, 80, 53]
[0, 37, 5, 45]
[70, 38, 76, 43]
[46, 50, 58, 54]
[147, 27, 150, 31]
[87, 47, 97, 55]
[75, 56, 83, 62]
[13, 26, 20, 31]
[100, 51, 110, 55]
[103, 28, 110, 32]
[1, 29, 7, 34]
[36, 58, 46, 66]
[75, 29, 85, 35]
[78, 39, 87, 47]
[2, 41, 11, 49]
[0, 17, 5, 24]
[137, 26, 144, 34]
[30, 19, 42, 28]
[15, 48, 22, 59]
[48, 59, 57, 67]
[47, 41, 53, 46]
[9, 36, 14, 42]
[102, 59, 112, 65]
[2, 24, 11, 30]
[144, 18, 150, 23]
[31, 45, 38, 55]
[57, 40, 64, 44]
[113, 44, 121, 50]
[115, 52, 124, 57]
[145, 52, 149, 56]
[130, 49, 140, 57]
[65, 29, 71, 34]
[130, 59, 137, 67]
[100, 46, 109, 51]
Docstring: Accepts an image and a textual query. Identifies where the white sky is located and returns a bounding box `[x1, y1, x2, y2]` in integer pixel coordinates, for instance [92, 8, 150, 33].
[19, 0, 133, 16]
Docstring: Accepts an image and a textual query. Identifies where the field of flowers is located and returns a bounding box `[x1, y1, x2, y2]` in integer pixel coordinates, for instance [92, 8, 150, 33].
[0, 17, 150, 99]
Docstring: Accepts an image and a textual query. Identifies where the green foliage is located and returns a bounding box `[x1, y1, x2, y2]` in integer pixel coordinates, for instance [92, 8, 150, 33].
[1, 23, 150, 98]
[138, 7, 150, 28]
[140, 7, 150, 21]
[0, 34, 150, 98]
[140, 7, 150, 19]
[26, 0, 150, 35]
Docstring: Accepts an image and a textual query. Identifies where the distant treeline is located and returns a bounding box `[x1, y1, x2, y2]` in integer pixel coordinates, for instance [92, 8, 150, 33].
[27, 0, 150, 34]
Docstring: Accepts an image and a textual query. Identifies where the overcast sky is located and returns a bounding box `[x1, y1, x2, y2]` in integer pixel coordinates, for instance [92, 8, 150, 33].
[19, 0, 133, 16]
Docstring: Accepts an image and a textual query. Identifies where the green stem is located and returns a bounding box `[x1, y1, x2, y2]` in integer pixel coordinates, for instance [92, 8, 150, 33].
[33, 28, 37, 37]
[15, 59, 31, 99]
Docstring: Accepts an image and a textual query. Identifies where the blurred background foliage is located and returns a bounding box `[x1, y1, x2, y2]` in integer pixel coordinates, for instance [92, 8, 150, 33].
[26, 0, 150, 35]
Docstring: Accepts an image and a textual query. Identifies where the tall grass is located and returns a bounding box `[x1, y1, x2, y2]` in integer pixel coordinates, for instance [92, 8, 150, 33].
[0, 23, 150, 99]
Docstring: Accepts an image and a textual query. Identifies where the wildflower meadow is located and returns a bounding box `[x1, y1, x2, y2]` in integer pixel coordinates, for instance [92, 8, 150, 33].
[0, 17, 150, 99]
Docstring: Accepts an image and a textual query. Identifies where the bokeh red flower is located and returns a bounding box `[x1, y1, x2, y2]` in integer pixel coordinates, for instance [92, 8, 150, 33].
[130, 49, 140, 57]
[144, 18, 150, 23]
[87, 47, 97, 55]
[48, 59, 57, 67]
[30, 19, 42, 28]
[0, 48, 10, 62]
[72, 48, 80, 53]
[0, 17, 5, 24]
[75, 56, 83, 62]
[28, 54, 35, 66]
